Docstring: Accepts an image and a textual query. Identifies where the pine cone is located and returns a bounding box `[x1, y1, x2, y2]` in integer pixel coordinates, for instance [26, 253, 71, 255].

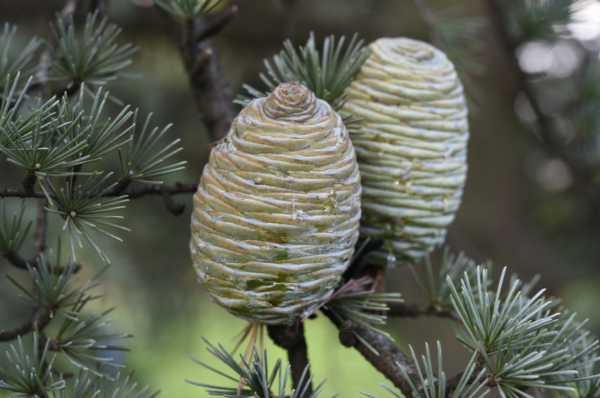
[342, 37, 469, 265]
[190, 82, 362, 325]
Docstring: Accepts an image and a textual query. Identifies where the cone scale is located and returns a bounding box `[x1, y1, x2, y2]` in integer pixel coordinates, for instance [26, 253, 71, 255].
[190, 82, 361, 325]
[342, 37, 469, 265]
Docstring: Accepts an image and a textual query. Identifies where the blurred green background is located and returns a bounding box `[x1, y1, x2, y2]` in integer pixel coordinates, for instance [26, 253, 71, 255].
[1, 0, 600, 396]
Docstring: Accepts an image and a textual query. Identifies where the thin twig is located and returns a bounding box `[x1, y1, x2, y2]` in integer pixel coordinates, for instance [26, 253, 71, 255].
[0, 181, 198, 215]
[35, 0, 85, 98]
[3, 250, 36, 269]
[387, 303, 460, 320]
[0, 307, 51, 342]
[34, 197, 48, 257]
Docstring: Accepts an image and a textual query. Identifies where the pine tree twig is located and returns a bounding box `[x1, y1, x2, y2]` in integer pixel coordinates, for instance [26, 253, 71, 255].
[2, 250, 81, 273]
[158, 6, 238, 141]
[35, 0, 84, 96]
[267, 322, 313, 395]
[443, 353, 486, 398]
[23, 171, 37, 195]
[34, 197, 48, 257]
[0, 182, 198, 199]
[38, 334, 61, 352]
[486, 0, 600, 218]
[387, 303, 460, 320]
[195, 5, 239, 42]
[3, 250, 36, 269]
[190, 48, 213, 77]
[0, 307, 51, 342]
[103, 175, 132, 196]
[322, 311, 424, 398]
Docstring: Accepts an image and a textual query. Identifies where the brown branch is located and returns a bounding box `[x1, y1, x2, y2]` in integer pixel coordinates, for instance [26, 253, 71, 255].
[387, 303, 460, 320]
[0, 308, 51, 342]
[267, 322, 313, 395]
[0, 181, 198, 215]
[34, 197, 48, 257]
[159, 6, 239, 141]
[3, 250, 36, 269]
[323, 311, 424, 398]
[444, 354, 486, 398]
[486, 0, 600, 218]
[35, 0, 84, 98]
[195, 5, 239, 42]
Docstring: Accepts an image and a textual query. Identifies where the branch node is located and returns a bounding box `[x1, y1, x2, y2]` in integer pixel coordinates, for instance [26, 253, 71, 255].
[339, 319, 357, 347]
[23, 171, 37, 195]
[191, 49, 213, 78]
[196, 5, 239, 42]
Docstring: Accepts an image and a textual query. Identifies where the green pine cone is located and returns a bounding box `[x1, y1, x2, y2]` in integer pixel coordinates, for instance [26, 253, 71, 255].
[190, 82, 362, 325]
[342, 37, 469, 266]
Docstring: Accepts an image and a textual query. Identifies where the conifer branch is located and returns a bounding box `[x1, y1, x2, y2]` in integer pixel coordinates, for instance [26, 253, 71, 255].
[387, 303, 460, 320]
[158, 5, 238, 141]
[0, 308, 51, 342]
[195, 5, 239, 42]
[323, 312, 423, 398]
[0, 182, 198, 214]
[267, 322, 313, 395]
[2, 250, 35, 270]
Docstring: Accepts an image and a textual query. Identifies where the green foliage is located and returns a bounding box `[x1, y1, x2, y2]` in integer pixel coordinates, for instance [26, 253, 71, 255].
[118, 110, 187, 184]
[50, 11, 138, 97]
[188, 339, 332, 398]
[0, 94, 95, 178]
[408, 247, 483, 310]
[52, 305, 130, 376]
[507, 0, 574, 41]
[6, 248, 105, 319]
[0, 23, 43, 89]
[152, 0, 223, 20]
[0, 199, 31, 254]
[81, 372, 159, 398]
[43, 172, 130, 263]
[61, 86, 134, 161]
[0, 74, 56, 148]
[236, 32, 371, 117]
[0, 334, 65, 397]
[362, 343, 489, 398]
[448, 267, 600, 397]
[326, 276, 403, 355]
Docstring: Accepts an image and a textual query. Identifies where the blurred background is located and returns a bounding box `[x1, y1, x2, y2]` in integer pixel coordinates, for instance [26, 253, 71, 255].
[1, 0, 600, 396]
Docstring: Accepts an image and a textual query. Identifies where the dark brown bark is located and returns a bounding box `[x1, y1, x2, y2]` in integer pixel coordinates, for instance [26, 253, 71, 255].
[387, 303, 460, 320]
[267, 322, 313, 395]
[322, 311, 423, 398]
[159, 7, 239, 142]
[0, 182, 198, 215]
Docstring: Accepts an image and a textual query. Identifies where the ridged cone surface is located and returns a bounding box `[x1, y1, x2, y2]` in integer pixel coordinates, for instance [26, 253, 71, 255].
[190, 82, 362, 325]
[342, 37, 469, 265]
